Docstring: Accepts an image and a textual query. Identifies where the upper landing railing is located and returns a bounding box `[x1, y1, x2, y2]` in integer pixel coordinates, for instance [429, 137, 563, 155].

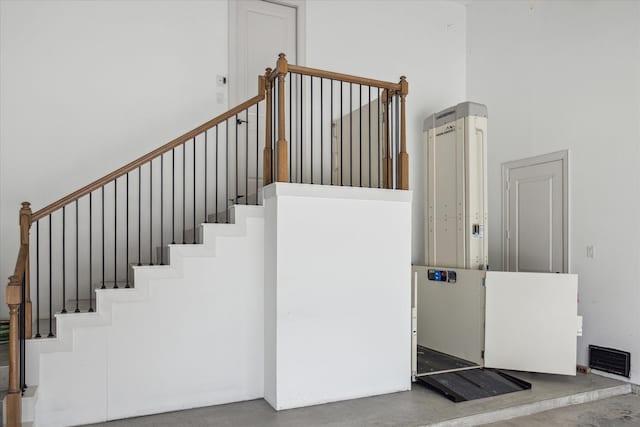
[4, 53, 408, 427]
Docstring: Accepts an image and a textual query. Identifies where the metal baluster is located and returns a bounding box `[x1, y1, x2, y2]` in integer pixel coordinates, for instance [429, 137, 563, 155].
[48, 214, 53, 337]
[235, 115, 239, 208]
[300, 73, 303, 183]
[101, 187, 105, 289]
[126, 173, 130, 287]
[340, 82, 343, 185]
[204, 132, 208, 222]
[160, 155, 164, 265]
[75, 200, 79, 311]
[35, 221, 40, 338]
[311, 76, 314, 184]
[289, 73, 292, 181]
[114, 179, 119, 287]
[150, 160, 153, 265]
[215, 126, 219, 223]
[61, 206, 67, 313]
[254, 104, 256, 204]
[192, 137, 196, 244]
[330, 79, 333, 185]
[88, 193, 93, 312]
[350, 82, 353, 187]
[378, 88, 381, 188]
[172, 149, 175, 243]
[321, 78, 324, 185]
[360, 84, 363, 187]
[369, 86, 372, 187]
[245, 110, 249, 205]
[138, 167, 142, 265]
[20, 275, 26, 391]
[226, 120, 229, 223]
[183, 144, 186, 243]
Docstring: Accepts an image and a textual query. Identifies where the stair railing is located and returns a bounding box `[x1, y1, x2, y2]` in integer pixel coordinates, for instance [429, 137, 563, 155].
[4, 53, 408, 427]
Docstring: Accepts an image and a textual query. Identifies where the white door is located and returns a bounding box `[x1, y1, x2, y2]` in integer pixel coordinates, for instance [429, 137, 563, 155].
[503, 151, 568, 273]
[483, 271, 580, 376]
[230, 0, 297, 196]
[231, 0, 297, 104]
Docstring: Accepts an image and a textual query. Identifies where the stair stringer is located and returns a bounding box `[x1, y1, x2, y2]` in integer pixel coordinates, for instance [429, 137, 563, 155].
[25, 205, 265, 427]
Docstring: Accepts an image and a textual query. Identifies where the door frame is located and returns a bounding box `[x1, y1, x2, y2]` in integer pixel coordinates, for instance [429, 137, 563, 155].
[228, 0, 306, 106]
[501, 150, 570, 273]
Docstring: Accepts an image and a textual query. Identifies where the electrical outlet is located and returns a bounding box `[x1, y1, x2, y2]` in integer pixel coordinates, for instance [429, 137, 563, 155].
[216, 75, 227, 87]
[586, 245, 595, 259]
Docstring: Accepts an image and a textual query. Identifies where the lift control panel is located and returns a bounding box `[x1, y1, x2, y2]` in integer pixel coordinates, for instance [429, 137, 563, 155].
[427, 269, 457, 283]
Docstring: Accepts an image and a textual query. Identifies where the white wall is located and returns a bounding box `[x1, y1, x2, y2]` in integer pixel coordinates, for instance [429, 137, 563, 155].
[466, 1, 640, 382]
[0, 0, 229, 318]
[305, 0, 467, 264]
[263, 183, 412, 410]
[26, 206, 264, 426]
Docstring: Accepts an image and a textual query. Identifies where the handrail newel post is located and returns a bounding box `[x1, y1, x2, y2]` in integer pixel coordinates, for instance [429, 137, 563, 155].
[264, 68, 273, 186]
[276, 53, 289, 182]
[398, 76, 409, 190]
[6, 275, 22, 427]
[20, 202, 32, 339]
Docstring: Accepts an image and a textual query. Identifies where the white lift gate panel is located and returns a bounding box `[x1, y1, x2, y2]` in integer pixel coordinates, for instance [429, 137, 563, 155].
[484, 271, 580, 376]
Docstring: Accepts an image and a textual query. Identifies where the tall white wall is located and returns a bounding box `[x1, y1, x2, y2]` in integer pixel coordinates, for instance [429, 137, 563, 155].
[0, 0, 229, 318]
[305, 0, 467, 264]
[466, 1, 640, 382]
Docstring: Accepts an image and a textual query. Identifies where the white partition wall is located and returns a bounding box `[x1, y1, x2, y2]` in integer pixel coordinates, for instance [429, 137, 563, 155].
[264, 183, 412, 410]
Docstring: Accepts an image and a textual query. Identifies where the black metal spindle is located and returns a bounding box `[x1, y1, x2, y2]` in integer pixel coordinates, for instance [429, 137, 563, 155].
[311, 76, 314, 184]
[192, 137, 196, 244]
[246, 110, 249, 205]
[360, 84, 363, 187]
[114, 179, 119, 287]
[321, 78, 324, 185]
[88, 193, 93, 312]
[160, 155, 164, 265]
[289, 73, 292, 181]
[378, 88, 382, 188]
[226, 120, 229, 223]
[340, 81, 343, 185]
[138, 167, 142, 265]
[172, 149, 175, 244]
[183, 144, 186, 243]
[369, 86, 372, 187]
[20, 274, 26, 391]
[61, 206, 67, 313]
[150, 160, 153, 265]
[204, 132, 208, 222]
[215, 126, 219, 223]
[101, 187, 105, 289]
[254, 105, 256, 204]
[350, 83, 353, 187]
[75, 200, 79, 311]
[35, 221, 40, 338]
[300, 73, 303, 183]
[330, 79, 333, 185]
[235, 115, 239, 207]
[48, 214, 53, 337]
[126, 173, 130, 287]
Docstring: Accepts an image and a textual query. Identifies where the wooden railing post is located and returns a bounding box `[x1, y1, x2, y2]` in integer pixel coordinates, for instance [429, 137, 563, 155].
[264, 68, 273, 186]
[276, 53, 288, 182]
[19, 202, 32, 339]
[398, 76, 409, 190]
[6, 274, 22, 427]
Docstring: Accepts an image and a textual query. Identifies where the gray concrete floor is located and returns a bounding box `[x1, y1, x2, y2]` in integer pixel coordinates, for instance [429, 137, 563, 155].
[85, 372, 627, 427]
[488, 393, 640, 426]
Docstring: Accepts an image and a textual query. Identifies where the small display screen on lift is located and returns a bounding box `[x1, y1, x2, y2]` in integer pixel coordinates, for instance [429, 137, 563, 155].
[428, 269, 457, 283]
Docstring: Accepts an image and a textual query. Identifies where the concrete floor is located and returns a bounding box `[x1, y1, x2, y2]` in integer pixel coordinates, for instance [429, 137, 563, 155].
[84, 372, 629, 427]
[488, 393, 640, 426]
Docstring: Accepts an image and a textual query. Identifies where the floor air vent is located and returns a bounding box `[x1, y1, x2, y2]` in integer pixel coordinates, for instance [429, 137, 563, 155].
[589, 345, 630, 378]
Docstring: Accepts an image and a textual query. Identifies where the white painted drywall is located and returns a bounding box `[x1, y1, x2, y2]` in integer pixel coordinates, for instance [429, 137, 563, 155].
[0, 0, 229, 318]
[25, 206, 264, 426]
[263, 183, 412, 410]
[466, 1, 640, 382]
[305, 0, 467, 265]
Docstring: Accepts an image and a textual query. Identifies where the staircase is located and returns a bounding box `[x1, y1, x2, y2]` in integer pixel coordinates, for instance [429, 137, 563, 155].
[4, 54, 410, 426]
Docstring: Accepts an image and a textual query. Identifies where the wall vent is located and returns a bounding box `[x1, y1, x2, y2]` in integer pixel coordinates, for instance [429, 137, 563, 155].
[589, 345, 631, 378]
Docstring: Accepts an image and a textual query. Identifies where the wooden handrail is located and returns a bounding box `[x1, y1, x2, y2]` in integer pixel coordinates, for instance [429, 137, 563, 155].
[288, 64, 401, 91]
[32, 84, 266, 223]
